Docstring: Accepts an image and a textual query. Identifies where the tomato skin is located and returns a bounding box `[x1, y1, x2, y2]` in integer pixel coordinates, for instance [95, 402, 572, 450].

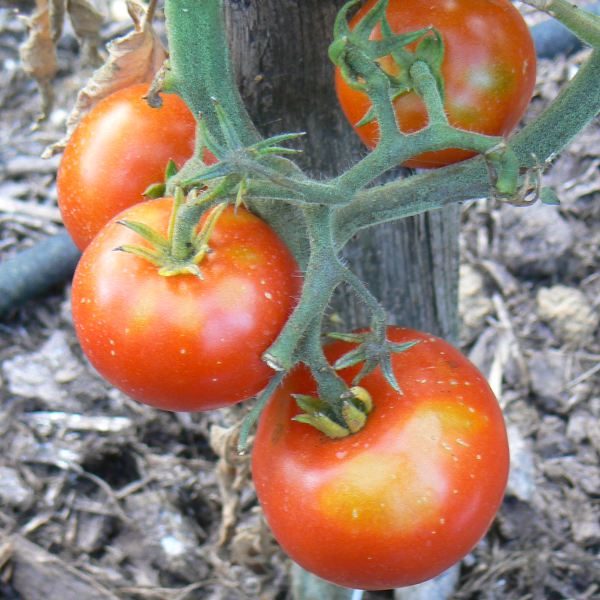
[335, 0, 536, 168]
[252, 327, 509, 590]
[71, 199, 301, 411]
[57, 84, 215, 250]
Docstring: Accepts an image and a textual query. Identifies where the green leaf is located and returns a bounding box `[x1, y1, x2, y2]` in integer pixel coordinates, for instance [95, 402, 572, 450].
[117, 220, 169, 249]
[540, 187, 560, 205]
[114, 244, 163, 266]
[181, 162, 236, 186]
[165, 159, 179, 180]
[197, 116, 226, 161]
[332, 0, 360, 41]
[251, 132, 306, 152]
[351, 356, 378, 384]
[355, 106, 376, 128]
[143, 182, 166, 199]
[328, 36, 349, 66]
[167, 187, 185, 244]
[192, 202, 228, 262]
[415, 31, 444, 70]
[388, 340, 419, 354]
[328, 331, 367, 343]
[415, 31, 445, 99]
[355, 0, 388, 41]
[293, 394, 329, 415]
[213, 98, 243, 150]
[333, 346, 368, 370]
[380, 353, 401, 393]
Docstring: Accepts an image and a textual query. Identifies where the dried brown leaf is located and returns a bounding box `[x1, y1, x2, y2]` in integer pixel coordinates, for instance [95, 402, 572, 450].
[19, 0, 58, 124]
[66, 0, 104, 66]
[49, 0, 66, 41]
[44, 0, 167, 157]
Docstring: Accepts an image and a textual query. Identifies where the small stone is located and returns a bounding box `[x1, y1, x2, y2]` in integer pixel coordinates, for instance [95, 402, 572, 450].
[528, 350, 569, 412]
[2, 331, 84, 409]
[536, 416, 574, 458]
[567, 489, 600, 545]
[459, 264, 494, 346]
[394, 564, 460, 600]
[497, 204, 573, 277]
[0, 466, 34, 509]
[537, 285, 599, 344]
[119, 490, 207, 582]
[506, 425, 536, 502]
[566, 411, 590, 444]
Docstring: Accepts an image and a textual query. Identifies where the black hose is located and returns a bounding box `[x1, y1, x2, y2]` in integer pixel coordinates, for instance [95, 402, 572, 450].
[0, 231, 80, 319]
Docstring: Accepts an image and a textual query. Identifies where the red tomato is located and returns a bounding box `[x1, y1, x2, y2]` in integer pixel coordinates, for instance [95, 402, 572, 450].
[57, 84, 216, 250]
[335, 0, 536, 168]
[71, 199, 301, 411]
[252, 327, 509, 590]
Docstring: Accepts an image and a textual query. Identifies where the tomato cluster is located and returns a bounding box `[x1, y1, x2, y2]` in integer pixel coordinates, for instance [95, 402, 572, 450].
[58, 0, 520, 587]
[62, 85, 301, 411]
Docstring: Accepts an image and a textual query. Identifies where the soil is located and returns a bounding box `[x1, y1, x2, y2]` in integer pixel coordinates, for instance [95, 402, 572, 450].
[0, 3, 598, 600]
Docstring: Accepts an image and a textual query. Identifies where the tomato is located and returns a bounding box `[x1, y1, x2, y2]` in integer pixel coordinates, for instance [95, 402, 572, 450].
[335, 0, 536, 168]
[71, 198, 301, 411]
[57, 84, 216, 250]
[252, 327, 509, 590]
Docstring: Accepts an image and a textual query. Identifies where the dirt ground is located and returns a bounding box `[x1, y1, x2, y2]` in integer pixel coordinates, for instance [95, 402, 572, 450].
[0, 3, 599, 599]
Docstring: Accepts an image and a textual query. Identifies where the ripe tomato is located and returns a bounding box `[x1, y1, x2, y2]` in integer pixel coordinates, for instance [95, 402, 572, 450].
[71, 198, 301, 411]
[335, 0, 536, 168]
[252, 327, 509, 590]
[57, 84, 215, 250]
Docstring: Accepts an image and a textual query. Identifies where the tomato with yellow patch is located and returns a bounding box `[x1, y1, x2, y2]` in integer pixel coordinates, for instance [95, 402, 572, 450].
[252, 327, 509, 590]
[71, 198, 301, 411]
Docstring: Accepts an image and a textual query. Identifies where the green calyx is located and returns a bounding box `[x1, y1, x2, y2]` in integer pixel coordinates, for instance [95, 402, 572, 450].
[330, 0, 445, 126]
[116, 188, 227, 278]
[174, 98, 305, 194]
[143, 159, 180, 200]
[292, 385, 373, 438]
[329, 330, 419, 393]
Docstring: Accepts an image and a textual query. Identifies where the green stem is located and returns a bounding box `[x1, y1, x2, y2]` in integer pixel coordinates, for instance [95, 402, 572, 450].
[300, 317, 348, 408]
[170, 202, 205, 261]
[164, 0, 259, 148]
[334, 123, 503, 194]
[335, 49, 600, 243]
[263, 206, 344, 371]
[410, 60, 448, 125]
[522, 0, 600, 48]
[342, 267, 387, 339]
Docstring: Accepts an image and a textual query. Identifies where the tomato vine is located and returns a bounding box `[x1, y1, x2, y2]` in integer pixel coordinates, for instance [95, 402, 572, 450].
[161, 0, 600, 437]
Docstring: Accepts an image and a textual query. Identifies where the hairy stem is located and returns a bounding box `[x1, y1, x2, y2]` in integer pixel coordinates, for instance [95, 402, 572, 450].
[335, 49, 600, 242]
[522, 0, 600, 48]
[263, 206, 344, 371]
[164, 0, 259, 147]
[299, 318, 349, 407]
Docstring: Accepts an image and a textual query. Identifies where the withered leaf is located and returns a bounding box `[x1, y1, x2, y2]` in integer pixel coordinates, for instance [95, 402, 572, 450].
[44, 0, 168, 157]
[66, 0, 104, 66]
[19, 0, 59, 124]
